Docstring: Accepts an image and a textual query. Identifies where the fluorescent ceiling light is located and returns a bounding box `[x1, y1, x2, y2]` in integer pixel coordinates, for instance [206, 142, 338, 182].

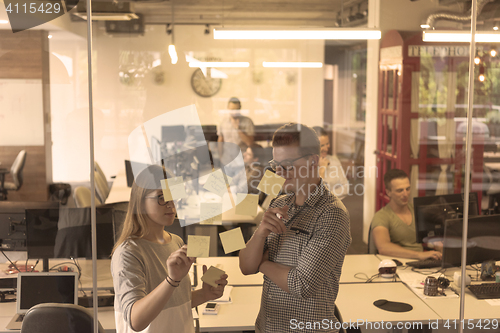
[213, 28, 381, 40]
[0, 20, 8, 24]
[168, 45, 178, 65]
[423, 30, 500, 42]
[263, 61, 323, 68]
[420, 24, 430, 29]
[189, 61, 249, 68]
[72, 12, 138, 21]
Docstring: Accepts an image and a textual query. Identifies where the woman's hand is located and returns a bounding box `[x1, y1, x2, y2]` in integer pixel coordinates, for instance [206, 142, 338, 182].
[166, 245, 195, 282]
[201, 265, 228, 301]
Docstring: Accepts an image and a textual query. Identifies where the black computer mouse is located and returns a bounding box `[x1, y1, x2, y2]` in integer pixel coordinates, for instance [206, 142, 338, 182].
[392, 259, 403, 266]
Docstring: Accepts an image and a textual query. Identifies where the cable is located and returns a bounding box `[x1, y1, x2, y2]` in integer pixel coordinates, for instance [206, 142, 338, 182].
[1, 250, 21, 273]
[354, 272, 370, 281]
[31, 259, 39, 272]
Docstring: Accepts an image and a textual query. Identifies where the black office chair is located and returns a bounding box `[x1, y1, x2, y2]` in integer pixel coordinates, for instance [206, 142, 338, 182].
[1, 150, 27, 200]
[20, 303, 104, 333]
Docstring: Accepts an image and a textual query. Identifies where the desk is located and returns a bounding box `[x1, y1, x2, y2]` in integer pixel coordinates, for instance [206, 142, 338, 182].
[106, 170, 129, 204]
[0, 302, 116, 333]
[340, 254, 395, 283]
[196, 257, 263, 287]
[336, 282, 441, 325]
[197, 286, 261, 332]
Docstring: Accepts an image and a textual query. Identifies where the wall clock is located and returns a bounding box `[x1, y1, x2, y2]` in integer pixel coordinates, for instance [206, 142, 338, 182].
[191, 68, 222, 97]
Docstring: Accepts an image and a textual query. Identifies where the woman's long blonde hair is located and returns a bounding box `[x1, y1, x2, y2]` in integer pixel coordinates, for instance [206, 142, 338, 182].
[112, 164, 170, 254]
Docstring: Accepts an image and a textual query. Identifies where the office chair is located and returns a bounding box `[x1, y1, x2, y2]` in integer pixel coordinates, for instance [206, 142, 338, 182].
[74, 186, 102, 208]
[20, 303, 104, 333]
[367, 223, 378, 254]
[94, 171, 110, 203]
[94, 162, 110, 190]
[1, 150, 27, 200]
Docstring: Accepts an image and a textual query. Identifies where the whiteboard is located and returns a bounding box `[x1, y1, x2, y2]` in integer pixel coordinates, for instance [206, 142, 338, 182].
[0, 79, 44, 146]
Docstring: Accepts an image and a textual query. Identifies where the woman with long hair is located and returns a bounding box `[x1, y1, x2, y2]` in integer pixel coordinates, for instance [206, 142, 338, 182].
[111, 165, 227, 333]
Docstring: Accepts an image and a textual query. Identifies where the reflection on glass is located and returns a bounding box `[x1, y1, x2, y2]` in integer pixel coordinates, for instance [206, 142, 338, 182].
[387, 115, 393, 154]
[387, 70, 394, 110]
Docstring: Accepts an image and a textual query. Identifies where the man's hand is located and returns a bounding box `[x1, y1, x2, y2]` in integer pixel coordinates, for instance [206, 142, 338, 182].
[259, 250, 270, 272]
[417, 250, 442, 261]
[201, 265, 228, 301]
[255, 206, 288, 239]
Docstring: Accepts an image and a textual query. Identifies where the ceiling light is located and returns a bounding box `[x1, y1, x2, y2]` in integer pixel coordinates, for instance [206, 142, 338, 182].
[479, 74, 485, 82]
[48, 35, 52, 39]
[491, 49, 497, 57]
[420, 24, 430, 29]
[423, 30, 500, 42]
[494, 26, 499, 31]
[474, 57, 481, 64]
[72, 12, 138, 21]
[262, 62, 323, 68]
[0, 20, 8, 24]
[189, 62, 249, 68]
[213, 28, 381, 40]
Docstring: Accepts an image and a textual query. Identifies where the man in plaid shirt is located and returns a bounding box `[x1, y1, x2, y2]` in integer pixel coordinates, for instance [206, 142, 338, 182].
[239, 123, 351, 332]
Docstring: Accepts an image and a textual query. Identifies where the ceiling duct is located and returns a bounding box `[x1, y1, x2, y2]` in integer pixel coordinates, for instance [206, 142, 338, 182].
[425, 0, 494, 29]
[72, 2, 139, 21]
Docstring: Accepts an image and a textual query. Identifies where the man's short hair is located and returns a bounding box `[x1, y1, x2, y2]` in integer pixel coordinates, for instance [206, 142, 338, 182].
[272, 123, 320, 156]
[228, 97, 241, 109]
[384, 169, 409, 190]
[312, 126, 328, 137]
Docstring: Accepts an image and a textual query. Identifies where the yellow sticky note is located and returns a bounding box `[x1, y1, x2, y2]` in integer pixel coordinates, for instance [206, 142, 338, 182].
[257, 170, 286, 197]
[201, 266, 226, 287]
[187, 235, 210, 257]
[200, 202, 223, 225]
[161, 177, 187, 201]
[203, 169, 231, 197]
[160, 179, 172, 201]
[235, 193, 259, 217]
[219, 227, 246, 254]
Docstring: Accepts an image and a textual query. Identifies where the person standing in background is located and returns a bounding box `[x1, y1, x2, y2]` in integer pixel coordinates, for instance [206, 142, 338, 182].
[217, 97, 255, 167]
[313, 126, 349, 200]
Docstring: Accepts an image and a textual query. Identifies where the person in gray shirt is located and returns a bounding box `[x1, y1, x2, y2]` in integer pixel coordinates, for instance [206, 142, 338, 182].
[111, 165, 228, 333]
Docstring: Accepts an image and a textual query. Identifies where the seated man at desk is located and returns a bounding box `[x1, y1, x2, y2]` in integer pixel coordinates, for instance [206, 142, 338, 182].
[370, 169, 442, 260]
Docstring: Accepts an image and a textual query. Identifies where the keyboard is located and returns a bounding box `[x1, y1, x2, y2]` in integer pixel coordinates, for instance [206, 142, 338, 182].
[468, 283, 500, 299]
[406, 258, 442, 269]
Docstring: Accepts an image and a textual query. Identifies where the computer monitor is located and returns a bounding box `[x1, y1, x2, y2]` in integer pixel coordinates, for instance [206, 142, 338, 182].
[442, 214, 500, 267]
[25, 207, 115, 271]
[414, 192, 479, 243]
[0, 201, 59, 252]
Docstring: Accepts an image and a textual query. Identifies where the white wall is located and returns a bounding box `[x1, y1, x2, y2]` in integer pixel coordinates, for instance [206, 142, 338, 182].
[50, 24, 324, 182]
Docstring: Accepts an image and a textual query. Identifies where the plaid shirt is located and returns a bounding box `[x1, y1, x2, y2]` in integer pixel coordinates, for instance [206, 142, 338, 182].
[256, 180, 351, 332]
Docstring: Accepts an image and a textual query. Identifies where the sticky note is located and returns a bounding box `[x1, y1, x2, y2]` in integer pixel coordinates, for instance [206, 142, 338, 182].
[257, 170, 286, 197]
[187, 235, 210, 257]
[200, 202, 223, 225]
[235, 193, 259, 216]
[219, 227, 246, 254]
[204, 169, 231, 197]
[201, 266, 226, 287]
[161, 177, 187, 201]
